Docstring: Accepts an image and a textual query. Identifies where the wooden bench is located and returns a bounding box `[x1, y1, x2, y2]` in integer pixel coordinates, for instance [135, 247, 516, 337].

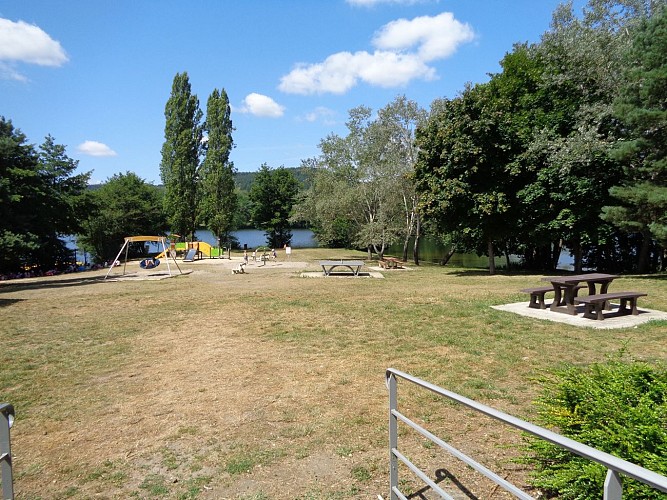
[575, 291, 647, 320]
[320, 260, 364, 276]
[521, 285, 584, 309]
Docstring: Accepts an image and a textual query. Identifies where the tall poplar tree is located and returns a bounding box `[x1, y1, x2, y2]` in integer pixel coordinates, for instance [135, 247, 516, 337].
[160, 72, 203, 240]
[199, 88, 237, 249]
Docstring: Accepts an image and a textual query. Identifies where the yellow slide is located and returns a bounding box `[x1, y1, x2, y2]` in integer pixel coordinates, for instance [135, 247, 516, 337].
[156, 241, 215, 259]
[197, 241, 213, 257]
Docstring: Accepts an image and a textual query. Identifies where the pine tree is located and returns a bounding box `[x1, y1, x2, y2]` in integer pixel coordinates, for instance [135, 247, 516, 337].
[0, 118, 90, 273]
[603, 7, 667, 271]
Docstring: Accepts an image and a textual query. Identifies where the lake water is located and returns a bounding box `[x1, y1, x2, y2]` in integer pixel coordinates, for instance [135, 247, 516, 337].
[387, 238, 574, 271]
[196, 228, 317, 249]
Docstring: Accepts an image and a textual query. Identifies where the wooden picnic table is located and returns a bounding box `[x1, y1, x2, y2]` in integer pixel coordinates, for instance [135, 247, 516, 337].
[379, 257, 403, 269]
[320, 259, 365, 276]
[542, 273, 618, 315]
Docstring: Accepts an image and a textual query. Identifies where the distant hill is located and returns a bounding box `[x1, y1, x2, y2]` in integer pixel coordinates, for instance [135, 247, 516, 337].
[234, 165, 314, 191]
[88, 166, 314, 193]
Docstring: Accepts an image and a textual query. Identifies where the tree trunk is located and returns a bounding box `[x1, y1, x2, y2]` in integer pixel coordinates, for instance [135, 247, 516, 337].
[440, 247, 456, 266]
[488, 238, 496, 275]
[367, 245, 373, 261]
[412, 235, 420, 265]
[638, 230, 651, 273]
[373, 242, 386, 259]
[402, 238, 409, 262]
[412, 216, 421, 266]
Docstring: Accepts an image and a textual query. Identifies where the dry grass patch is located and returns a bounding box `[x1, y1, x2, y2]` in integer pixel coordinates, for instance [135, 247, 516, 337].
[1, 250, 665, 498]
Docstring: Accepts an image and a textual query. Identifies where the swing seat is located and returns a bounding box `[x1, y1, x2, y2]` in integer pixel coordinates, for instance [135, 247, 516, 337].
[140, 258, 160, 269]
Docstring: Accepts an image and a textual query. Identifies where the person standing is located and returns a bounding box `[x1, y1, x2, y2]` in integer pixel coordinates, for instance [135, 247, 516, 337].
[243, 249, 249, 266]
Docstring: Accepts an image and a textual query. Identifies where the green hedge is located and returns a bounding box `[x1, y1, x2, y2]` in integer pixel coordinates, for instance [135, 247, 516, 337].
[525, 356, 667, 499]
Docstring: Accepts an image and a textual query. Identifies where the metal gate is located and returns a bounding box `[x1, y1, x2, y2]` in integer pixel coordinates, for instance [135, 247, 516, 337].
[386, 368, 667, 499]
[0, 403, 14, 500]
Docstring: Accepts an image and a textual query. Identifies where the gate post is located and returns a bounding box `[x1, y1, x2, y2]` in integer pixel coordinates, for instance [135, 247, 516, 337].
[388, 374, 398, 500]
[0, 403, 14, 500]
[604, 469, 622, 500]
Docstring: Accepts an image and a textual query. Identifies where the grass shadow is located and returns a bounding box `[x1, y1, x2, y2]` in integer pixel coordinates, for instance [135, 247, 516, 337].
[0, 298, 24, 307]
[407, 468, 479, 499]
[448, 269, 499, 277]
[625, 273, 667, 281]
[0, 274, 106, 294]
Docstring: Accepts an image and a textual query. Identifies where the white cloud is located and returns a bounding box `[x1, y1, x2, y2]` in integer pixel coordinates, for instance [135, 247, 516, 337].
[0, 18, 68, 81]
[300, 106, 337, 124]
[0, 18, 68, 65]
[279, 12, 474, 95]
[0, 61, 28, 82]
[238, 93, 285, 118]
[76, 141, 117, 157]
[373, 12, 474, 61]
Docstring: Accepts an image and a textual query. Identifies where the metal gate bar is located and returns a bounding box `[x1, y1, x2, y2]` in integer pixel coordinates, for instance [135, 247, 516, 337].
[386, 368, 667, 500]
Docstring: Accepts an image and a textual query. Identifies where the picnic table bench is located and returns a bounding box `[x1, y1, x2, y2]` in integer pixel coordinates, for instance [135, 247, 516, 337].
[320, 259, 365, 276]
[521, 284, 585, 309]
[575, 291, 647, 320]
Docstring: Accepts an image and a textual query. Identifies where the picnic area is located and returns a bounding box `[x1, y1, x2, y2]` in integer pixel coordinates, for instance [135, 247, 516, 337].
[1, 249, 666, 498]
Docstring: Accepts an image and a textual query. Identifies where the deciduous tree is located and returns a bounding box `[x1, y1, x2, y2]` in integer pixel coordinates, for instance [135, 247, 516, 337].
[249, 164, 300, 248]
[376, 96, 427, 263]
[415, 84, 520, 275]
[78, 172, 167, 262]
[295, 101, 420, 259]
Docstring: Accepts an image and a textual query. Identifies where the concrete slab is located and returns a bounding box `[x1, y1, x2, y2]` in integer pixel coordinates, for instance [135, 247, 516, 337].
[300, 271, 384, 279]
[106, 269, 193, 281]
[493, 302, 667, 329]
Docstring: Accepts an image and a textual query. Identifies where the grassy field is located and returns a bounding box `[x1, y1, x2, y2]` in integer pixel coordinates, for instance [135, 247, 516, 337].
[1, 248, 666, 499]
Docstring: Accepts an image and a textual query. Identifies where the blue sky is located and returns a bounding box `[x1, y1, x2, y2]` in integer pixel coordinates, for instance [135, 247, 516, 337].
[1, 0, 585, 184]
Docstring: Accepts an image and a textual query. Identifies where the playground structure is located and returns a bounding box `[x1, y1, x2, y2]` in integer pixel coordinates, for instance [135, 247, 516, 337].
[105, 236, 183, 279]
[156, 240, 225, 260]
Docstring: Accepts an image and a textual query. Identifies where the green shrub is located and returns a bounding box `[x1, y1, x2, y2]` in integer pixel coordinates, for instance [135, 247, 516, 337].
[524, 356, 667, 499]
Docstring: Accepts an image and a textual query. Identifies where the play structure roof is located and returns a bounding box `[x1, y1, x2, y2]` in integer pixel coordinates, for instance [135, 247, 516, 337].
[123, 235, 166, 243]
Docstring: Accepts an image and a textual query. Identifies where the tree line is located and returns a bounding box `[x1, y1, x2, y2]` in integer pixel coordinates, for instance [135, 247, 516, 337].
[293, 0, 666, 274]
[414, 0, 666, 274]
